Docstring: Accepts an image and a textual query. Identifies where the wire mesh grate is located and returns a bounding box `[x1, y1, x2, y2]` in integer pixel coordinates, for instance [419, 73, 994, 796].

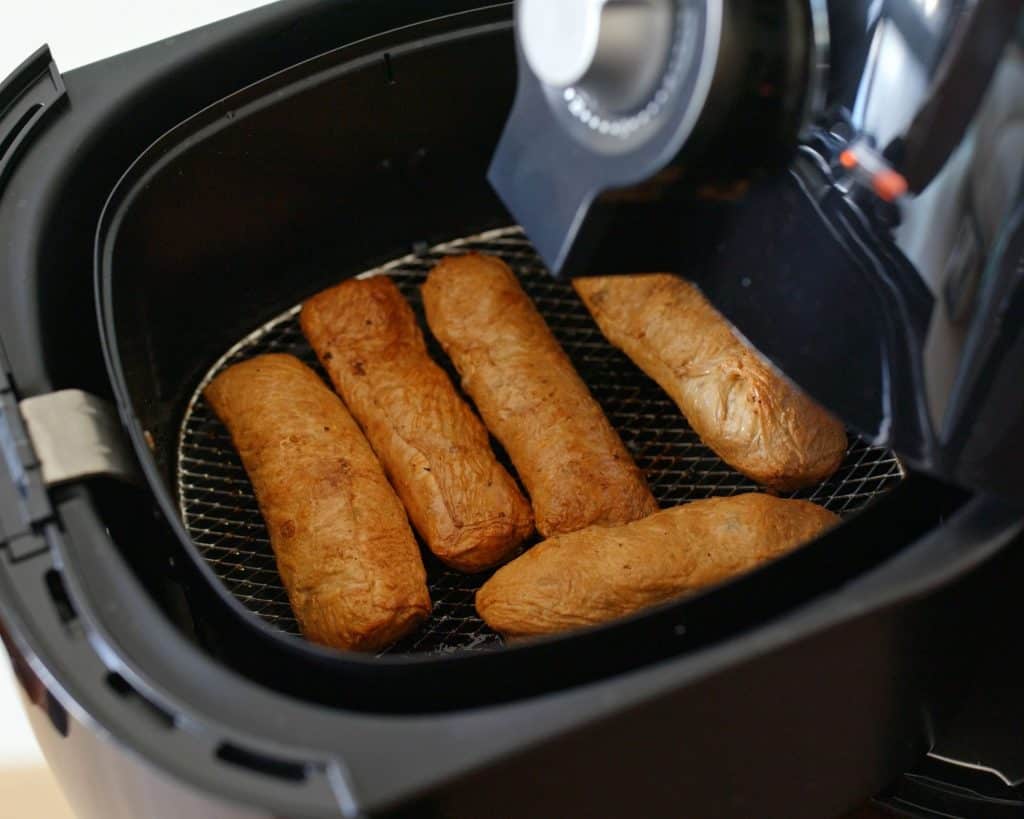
[177, 226, 905, 655]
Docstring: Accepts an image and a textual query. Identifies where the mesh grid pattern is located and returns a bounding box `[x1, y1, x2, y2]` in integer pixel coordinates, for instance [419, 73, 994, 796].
[177, 227, 904, 655]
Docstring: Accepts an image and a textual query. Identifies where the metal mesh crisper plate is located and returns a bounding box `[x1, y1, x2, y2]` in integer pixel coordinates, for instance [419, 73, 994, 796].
[177, 226, 904, 655]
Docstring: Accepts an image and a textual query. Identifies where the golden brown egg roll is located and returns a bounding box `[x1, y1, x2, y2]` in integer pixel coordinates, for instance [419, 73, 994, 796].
[203, 353, 430, 651]
[477, 493, 838, 638]
[421, 253, 658, 537]
[301, 276, 533, 572]
[573, 274, 847, 490]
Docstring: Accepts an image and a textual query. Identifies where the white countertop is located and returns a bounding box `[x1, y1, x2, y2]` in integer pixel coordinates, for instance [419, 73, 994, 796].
[0, 665, 40, 768]
[1, 0, 276, 80]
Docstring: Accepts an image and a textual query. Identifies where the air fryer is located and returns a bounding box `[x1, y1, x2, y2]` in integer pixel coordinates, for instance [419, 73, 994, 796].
[0, 1, 1022, 818]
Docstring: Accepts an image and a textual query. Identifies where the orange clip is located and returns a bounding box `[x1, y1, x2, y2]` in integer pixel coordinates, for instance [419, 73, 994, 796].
[872, 169, 908, 202]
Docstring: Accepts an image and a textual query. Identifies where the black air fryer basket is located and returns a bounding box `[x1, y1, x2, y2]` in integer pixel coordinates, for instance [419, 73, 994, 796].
[1, 2, 1023, 817]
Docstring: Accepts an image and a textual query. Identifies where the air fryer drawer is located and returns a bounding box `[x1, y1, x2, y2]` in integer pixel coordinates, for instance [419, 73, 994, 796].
[93, 3, 943, 715]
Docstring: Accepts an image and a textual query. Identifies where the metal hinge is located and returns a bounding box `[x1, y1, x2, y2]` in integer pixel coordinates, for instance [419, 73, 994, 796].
[0, 380, 137, 560]
[18, 390, 138, 487]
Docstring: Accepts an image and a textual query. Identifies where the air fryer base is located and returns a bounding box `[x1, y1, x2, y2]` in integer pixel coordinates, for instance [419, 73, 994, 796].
[0, 1, 1023, 817]
[3, 482, 1020, 818]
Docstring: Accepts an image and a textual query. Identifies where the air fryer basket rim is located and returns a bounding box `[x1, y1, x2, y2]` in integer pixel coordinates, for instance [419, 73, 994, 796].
[93, 5, 931, 679]
[27, 486, 1022, 818]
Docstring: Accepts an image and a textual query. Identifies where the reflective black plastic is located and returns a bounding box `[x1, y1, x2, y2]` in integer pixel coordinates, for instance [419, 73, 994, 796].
[489, 0, 814, 274]
[494, 0, 1024, 503]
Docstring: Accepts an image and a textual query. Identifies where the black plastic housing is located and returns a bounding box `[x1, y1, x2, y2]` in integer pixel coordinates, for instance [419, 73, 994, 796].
[0, 1, 1021, 817]
[495, 0, 1024, 506]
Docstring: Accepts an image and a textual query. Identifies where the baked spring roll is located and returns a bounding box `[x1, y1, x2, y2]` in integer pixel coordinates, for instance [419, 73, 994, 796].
[422, 253, 658, 537]
[203, 353, 430, 651]
[301, 276, 533, 572]
[477, 493, 838, 638]
[573, 274, 847, 490]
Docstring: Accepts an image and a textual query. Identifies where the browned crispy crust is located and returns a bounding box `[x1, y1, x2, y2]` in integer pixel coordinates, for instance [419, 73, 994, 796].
[300, 276, 533, 572]
[477, 493, 838, 638]
[573, 274, 847, 490]
[421, 253, 658, 537]
[203, 353, 430, 651]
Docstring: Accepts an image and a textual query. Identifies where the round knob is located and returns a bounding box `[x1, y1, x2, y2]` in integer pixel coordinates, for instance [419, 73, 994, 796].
[518, 0, 675, 114]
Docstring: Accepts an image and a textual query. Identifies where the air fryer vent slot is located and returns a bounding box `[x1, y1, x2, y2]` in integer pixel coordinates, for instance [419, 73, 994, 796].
[105, 671, 176, 729]
[177, 227, 905, 655]
[215, 742, 309, 783]
[44, 568, 76, 624]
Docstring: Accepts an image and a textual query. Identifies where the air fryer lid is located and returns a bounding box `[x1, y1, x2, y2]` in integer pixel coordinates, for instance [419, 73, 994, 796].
[490, 0, 1024, 504]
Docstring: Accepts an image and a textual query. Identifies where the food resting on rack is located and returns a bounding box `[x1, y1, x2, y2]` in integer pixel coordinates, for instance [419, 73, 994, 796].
[203, 353, 431, 651]
[200, 252, 855, 652]
[476, 493, 838, 638]
[422, 253, 659, 537]
[573, 274, 847, 491]
[302, 275, 534, 572]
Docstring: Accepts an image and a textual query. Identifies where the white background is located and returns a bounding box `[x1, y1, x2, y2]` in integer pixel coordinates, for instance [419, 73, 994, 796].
[0, 667, 38, 768]
[0, 0, 275, 80]
[0, 1, 273, 808]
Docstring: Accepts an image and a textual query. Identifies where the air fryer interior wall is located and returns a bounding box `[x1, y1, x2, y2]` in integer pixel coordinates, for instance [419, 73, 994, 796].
[94, 8, 970, 713]
[106, 16, 517, 482]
